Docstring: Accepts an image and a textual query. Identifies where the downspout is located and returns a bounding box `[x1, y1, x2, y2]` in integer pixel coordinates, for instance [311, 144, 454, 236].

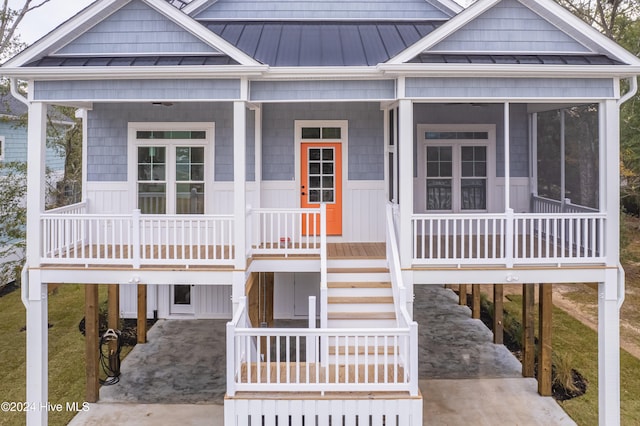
[10, 78, 29, 106]
[615, 76, 637, 310]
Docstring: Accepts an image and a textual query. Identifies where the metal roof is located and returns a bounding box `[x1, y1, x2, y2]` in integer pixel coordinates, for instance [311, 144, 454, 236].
[408, 53, 624, 65]
[25, 55, 239, 67]
[164, 0, 194, 9]
[204, 21, 442, 66]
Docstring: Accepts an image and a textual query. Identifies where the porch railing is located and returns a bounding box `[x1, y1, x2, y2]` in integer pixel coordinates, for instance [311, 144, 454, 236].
[40, 209, 235, 267]
[248, 208, 324, 257]
[412, 211, 606, 266]
[531, 194, 599, 214]
[227, 297, 416, 396]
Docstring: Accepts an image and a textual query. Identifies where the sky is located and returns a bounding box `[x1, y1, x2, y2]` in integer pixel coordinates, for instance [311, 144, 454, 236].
[14, 0, 96, 45]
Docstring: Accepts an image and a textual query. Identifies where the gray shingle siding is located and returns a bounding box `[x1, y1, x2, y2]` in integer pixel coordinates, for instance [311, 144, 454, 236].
[405, 78, 614, 99]
[430, 0, 589, 53]
[194, 0, 452, 20]
[413, 103, 529, 178]
[262, 103, 384, 181]
[56, 0, 218, 56]
[251, 80, 395, 101]
[33, 80, 241, 102]
[87, 102, 253, 182]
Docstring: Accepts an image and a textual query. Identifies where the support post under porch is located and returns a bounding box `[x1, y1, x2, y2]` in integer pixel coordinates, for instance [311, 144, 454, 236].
[522, 284, 535, 378]
[599, 269, 620, 425]
[537, 283, 552, 396]
[85, 284, 100, 403]
[25, 271, 48, 426]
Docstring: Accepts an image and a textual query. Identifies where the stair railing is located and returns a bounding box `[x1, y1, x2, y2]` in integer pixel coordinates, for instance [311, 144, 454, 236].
[385, 202, 419, 395]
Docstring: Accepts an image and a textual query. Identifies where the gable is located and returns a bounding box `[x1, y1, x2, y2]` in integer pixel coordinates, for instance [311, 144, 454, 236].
[55, 0, 220, 56]
[429, 0, 589, 54]
[194, 0, 454, 21]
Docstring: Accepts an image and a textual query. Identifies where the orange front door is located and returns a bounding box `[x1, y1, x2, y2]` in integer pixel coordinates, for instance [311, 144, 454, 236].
[301, 143, 342, 235]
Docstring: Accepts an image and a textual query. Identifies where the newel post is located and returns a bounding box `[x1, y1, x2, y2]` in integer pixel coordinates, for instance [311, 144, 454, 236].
[505, 208, 514, 268]
[132, 209, 141, 268]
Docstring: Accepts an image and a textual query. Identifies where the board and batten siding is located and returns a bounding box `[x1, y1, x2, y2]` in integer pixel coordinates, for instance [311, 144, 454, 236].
[33, 80, 241, 102]
[406, 78, 614, 99]
[430, 0, 589, 53]
[413, 103, 529, 179]
[250, 80, 395, 102]
[194, 0, 452, 20]
[56, 0, 218, 56]
[85, 102, 255, 182]
[262, 102, 384, 181]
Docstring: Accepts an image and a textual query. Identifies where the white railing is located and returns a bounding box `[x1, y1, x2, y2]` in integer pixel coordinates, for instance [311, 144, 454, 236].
[532, 194, 599, 214]
[41, 209, 235, 267]
[249, 208, 323, 257]
[386, 203, 419, 396]
[412, 212, 606, 265]
[46, 201, 88, 215]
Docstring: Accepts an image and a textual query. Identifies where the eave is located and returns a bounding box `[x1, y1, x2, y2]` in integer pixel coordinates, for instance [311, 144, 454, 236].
[1, 65, 269, 80]
[378, 63, 640, 79]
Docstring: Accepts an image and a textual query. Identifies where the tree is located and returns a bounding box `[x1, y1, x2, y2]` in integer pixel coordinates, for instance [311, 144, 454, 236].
[0, 0, 52, 59]
[0, 162, 26, 285]
[555, 0, 640, 39]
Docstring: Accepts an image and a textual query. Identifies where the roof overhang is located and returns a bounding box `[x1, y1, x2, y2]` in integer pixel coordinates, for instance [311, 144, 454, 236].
[378, 63, 640, 78]
[1, 65, 268, 80]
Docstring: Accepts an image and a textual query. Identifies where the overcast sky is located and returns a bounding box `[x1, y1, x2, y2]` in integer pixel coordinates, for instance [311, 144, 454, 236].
[15, 0, 96, 45]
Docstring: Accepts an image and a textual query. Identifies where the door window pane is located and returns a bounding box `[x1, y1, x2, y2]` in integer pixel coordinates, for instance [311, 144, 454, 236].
[176, 183, 204, 214]
[174, 285, 191, 305]
[307, 147, 336, 205]
[461, 179, 486, 210]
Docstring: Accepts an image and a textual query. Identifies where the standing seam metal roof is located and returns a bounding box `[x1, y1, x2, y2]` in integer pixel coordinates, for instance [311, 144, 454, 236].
[204, 21, 442, 66]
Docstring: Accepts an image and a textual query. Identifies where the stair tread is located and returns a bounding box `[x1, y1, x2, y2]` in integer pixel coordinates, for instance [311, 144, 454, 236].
[328, 312, 396, 320]
[328, 282, 392, 288]
[327, 268, 389, 273]
[328, 296, 394, 304]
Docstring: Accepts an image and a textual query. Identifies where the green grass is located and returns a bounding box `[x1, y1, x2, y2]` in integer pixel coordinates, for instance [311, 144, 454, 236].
[504, 294, 640, 426]
[0, 285, 107, 426]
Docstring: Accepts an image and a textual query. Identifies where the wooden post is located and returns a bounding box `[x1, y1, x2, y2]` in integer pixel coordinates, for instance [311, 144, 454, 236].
[472, 284, 481, 319]
[493, 284, 503, 344]
[459, 284, 467, 306]
[522, 284, 535, 377]
[538, 283, 552, 396]
[85, 284, 100, 403]
[137, 284, 147, 344]
[107, 284, 119, 330]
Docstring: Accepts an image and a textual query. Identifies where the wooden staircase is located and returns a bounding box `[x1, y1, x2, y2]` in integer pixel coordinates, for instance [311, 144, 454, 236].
[326, 261, 396, 329]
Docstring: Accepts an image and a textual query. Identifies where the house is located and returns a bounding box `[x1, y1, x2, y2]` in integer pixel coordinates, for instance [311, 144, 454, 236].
[3, 0, 639, 424]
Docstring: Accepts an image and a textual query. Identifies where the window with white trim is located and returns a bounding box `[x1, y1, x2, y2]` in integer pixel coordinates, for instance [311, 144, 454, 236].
[418, 126, 494, 213]
[131, 125, 212, 215]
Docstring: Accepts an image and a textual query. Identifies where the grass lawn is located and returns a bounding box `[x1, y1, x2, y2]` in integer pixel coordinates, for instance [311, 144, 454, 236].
[504, 294, 640, 426]
[0, 284, 108, 426]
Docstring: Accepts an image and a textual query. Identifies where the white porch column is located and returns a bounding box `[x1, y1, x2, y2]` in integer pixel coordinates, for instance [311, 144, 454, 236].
[253, 104, 262, 209]
[26, 273, 48, 426]
[398, 99, 413, 269]
[26, 102, 47, 264]
[233, 100, 247, 309]
[599, 270, 620, 426]
[603, 99, 620, 263]
[503, 102, 511, 211]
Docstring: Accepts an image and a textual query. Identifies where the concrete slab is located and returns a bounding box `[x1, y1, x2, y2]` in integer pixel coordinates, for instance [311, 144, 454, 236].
[70, 285, 576, 425]
[67, 403, 224, 426]
[421, 378, 577, 426]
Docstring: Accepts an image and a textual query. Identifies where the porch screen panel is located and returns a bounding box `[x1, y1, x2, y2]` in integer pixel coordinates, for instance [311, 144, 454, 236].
[460, 146, 487, 210]
[176, 147, 205, 214]
[138, 146, 167, 214]
[426, 146, 452, 210]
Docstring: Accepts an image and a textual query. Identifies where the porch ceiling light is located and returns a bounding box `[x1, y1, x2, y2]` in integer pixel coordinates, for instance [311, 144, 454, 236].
[152, 102, 174, 107]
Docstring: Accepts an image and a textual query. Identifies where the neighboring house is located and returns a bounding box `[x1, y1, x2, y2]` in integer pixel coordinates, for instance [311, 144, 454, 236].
[0, 93, 68, 285]
[3, 0, 639, 425]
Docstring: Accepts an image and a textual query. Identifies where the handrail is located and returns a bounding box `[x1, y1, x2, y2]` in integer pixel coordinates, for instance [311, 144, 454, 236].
[44, 201, 87, 215]
[618, 263, 626, 310]
[20, 263, 28, 308]
[320, 204, 328, 329]
[531, 194, 599, 214]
